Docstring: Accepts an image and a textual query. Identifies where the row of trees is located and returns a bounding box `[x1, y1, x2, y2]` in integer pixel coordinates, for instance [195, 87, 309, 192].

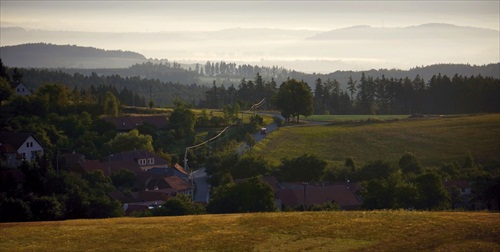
[5, 59, 499, 115]
[202, 61, 290, 80]
[313, 73, 500, 115]
[201, 73, 278, 109]
[6, 66, 208, 108]
[203, 72, 499, 121]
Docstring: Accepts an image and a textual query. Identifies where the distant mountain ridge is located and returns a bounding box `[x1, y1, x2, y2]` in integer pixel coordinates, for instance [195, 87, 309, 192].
[1, 23, 498, 73]
[0, 43, 147, 68]
[309, 23, 498, 40]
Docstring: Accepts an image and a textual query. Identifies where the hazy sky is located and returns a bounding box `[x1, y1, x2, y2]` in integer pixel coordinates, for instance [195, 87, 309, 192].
[2, 1, 499, 32]
[1, 1, 499, 72]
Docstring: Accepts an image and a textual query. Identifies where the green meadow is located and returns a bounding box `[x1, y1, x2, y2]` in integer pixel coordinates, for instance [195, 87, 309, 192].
[1, 211, 498, 251]
[253, 114, 500, 168]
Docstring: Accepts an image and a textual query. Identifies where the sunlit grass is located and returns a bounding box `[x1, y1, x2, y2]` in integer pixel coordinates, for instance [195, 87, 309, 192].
[252, 114, 500, 168]
[305, 114, 409, 122]
[1, 211, 498, 251]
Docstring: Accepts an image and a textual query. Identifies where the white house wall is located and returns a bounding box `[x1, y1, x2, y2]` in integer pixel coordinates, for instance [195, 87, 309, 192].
[17, 136, 44, 161]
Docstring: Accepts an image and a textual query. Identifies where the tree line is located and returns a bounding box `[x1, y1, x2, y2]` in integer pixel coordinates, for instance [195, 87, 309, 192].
[6, 66, 208, 108]
[4, 59, 499, 114]
[202, 72, 499, 117]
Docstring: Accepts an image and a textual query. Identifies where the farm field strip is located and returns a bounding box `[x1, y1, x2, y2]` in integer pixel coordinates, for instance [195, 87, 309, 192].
[1, 211, 498, 251]
[252, 114, 500, 168]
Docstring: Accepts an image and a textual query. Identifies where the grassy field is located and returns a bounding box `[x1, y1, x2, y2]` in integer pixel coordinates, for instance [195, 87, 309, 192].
[252, 114, 500, 168]
[1, 211, 498, 251]
[305, 114, 410, 122]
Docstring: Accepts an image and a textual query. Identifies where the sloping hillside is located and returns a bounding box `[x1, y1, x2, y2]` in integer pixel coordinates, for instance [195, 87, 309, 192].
[0, 211, 498, 251]
[0, 43, 147, 68]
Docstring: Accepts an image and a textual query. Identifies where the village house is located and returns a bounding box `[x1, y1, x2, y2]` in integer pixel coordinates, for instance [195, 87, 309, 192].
[74, 149, 193, 214]
[107, 150, 169, 172]
[10, 81, 32, 96]
[0, 132, 44, 166]
[235, 176, 364, 211]
[0, 142, 21, 169]
[276, 182, 363, 210]
[444, 179, 474, 209]
[146, 163, 190, 181]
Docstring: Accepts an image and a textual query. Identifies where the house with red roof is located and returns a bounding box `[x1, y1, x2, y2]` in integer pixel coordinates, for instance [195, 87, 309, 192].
[0, 143, 21, 169]
[276, 182, 363, 210]
[234, 176, 363, 211]
[107, 150, 169, 172]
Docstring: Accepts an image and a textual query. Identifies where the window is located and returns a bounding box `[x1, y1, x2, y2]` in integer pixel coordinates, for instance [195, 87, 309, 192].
[30, 142, 33, 147]
[147, 158, 154, 165]
[27, 142, 29, 147]
[138, 159, 147, 165]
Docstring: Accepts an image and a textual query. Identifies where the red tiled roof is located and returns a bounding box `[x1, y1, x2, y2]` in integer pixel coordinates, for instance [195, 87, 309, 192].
[174, 163, 189, 176]
[77, 160, 106, 173]
[277, 184, 362, 210]
[135, 172, 171, 191]
[108, 150, 169, 169]
[101, 160, 142, 175]
[164, 176, 192, 192]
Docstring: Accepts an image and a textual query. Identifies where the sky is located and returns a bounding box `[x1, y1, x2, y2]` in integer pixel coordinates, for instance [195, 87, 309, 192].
[1, 0, 499, 72]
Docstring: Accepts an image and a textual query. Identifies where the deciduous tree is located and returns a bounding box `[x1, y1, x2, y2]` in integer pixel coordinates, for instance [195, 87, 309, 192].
[107, 129, 154, 153]
[279, 154, 326, 182]
[275, 79, 313, 123]
[207, 176, 276, 213]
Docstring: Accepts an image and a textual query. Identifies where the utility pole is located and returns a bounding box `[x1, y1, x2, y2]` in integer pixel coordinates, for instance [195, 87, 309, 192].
[149, 83, 152, 109]
[184, 125, 233, 200]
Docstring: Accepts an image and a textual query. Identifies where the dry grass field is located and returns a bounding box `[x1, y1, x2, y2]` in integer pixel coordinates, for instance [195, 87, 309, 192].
[1, 211, 499, 251]
[252, 114, 500, 168]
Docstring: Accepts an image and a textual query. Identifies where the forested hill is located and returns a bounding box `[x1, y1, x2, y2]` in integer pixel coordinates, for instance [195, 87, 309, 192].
[0, 43, 147, 68]
[304, 63, 500, 91]
[1, 43, 498, 88]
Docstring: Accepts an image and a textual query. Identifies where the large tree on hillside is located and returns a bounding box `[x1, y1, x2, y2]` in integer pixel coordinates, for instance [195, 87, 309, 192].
[414, 172, 451, 210]
[275, 78, 313, 123]
[169, 101, 196, 139]
[107, 129, 154, 153]
[207, 176, 276, 214]
[279, 154, 327, 182]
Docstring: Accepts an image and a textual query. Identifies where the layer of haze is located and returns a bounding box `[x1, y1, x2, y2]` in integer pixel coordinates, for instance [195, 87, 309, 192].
[1, 1, 499, 73]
